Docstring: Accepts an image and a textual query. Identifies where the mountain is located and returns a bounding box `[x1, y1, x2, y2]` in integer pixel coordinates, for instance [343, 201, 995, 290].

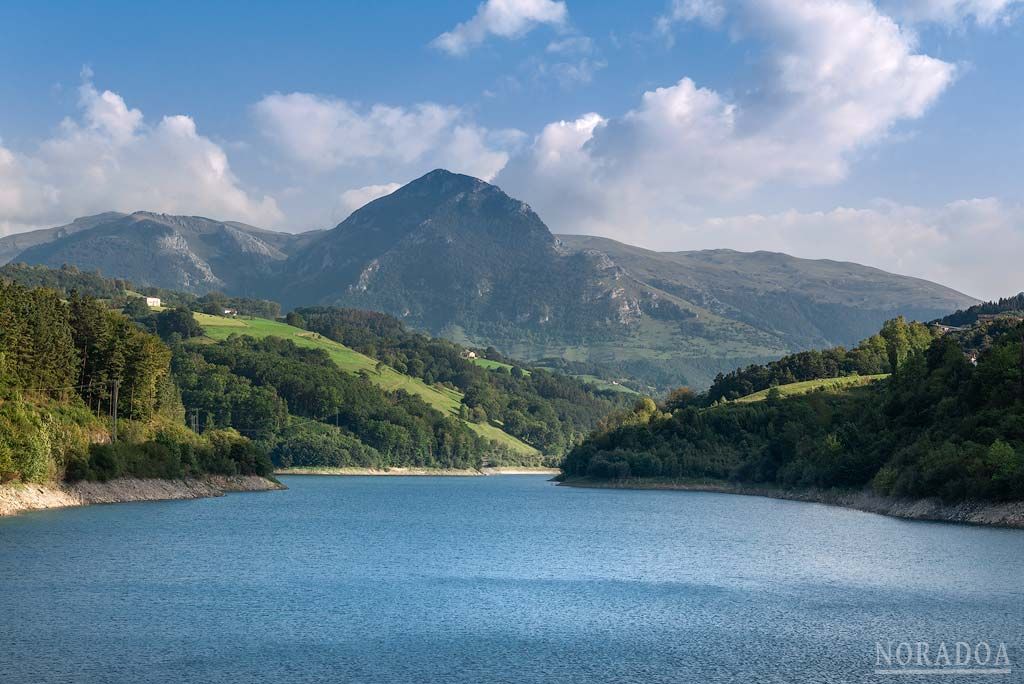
[555, 235, 974, 353]
[0, 212, 126, 263]
[9, 212, 320, 296]
[281, 169, 630, 337]
[281, 170, 977, 388]
[2, 171, 979, 388]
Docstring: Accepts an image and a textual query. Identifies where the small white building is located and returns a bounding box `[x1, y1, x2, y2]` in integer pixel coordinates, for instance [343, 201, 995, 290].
[145, 297, 162, 308]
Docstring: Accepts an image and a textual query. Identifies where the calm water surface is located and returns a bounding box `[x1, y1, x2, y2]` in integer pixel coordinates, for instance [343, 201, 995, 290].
[1, 476, 1022, 683]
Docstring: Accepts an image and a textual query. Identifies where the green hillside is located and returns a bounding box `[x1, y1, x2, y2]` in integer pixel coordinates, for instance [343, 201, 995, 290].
[734, 374, 889, 403]
[194, 313, 538, 456]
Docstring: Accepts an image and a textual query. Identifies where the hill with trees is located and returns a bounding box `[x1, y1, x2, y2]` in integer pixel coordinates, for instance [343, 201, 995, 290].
[938, 292, 1024, 327]
[2, 171, 976, 390]
[563, 316, 1024, 503]
[0, 265, 630, 473]
[0, 281, 272, 484]
[705, 317, 934, 403]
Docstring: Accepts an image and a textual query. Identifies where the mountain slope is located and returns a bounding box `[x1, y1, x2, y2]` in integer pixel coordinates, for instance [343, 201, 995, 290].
[4, 171, 979, 389]
[281, 170, 976, 388]
[556, 235, 976, 352]
[12, 212, 314, 295]
[281, 169, 623, 336]
[192, 313, 540, 457]
[0, 212, 126, 263]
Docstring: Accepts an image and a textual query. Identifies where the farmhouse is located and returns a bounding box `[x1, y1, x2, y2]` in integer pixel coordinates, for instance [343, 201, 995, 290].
[145, 297, 161, 308]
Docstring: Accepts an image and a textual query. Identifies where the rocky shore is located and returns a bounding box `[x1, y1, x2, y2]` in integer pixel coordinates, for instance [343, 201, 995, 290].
[558, 477, 1024, 529]
[275, 466, 560, 476]
[0, 475, 285, 518]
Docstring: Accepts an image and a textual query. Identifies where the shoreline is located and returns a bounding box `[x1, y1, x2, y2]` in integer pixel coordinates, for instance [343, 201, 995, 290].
[0, 475, 285, 518]
[275, 466, 561, 477]
[558, 477, 1024, 529]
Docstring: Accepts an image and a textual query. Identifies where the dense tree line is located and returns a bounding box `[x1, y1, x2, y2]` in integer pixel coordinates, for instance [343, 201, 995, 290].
[1, 263, 280, 318]
[0, 263, 129, 299]
[939, 292, 1024, 327]
[176, 335, 506, 469]
[706, 317, 934, 403]
[1, 281, 270, 483]
[564, 320, 1024, 503]
[291, 307, 634, 455]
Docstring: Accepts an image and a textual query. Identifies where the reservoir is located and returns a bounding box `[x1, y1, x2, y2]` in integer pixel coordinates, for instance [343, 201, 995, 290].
[1, 475, 1021, 683]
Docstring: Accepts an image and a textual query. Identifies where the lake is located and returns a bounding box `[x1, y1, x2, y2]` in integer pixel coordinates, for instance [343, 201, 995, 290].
[1, 475, 1021, 683]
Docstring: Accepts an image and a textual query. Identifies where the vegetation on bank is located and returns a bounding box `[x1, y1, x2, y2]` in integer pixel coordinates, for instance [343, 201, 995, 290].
[564, 317, 1024, 503]
[0, 264, 630, 479]
[289, 307, 636, 457]
[192, 313, 540, 458]
[0, 281, 271, 484]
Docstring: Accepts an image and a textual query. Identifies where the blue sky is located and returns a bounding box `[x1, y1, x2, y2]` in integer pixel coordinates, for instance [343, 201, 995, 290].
[0, 0, 1021, 298]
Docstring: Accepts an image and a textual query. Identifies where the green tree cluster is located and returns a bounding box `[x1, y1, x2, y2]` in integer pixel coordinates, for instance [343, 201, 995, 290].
[290, 307, 634, 455]
[565, 321, 1024, 503]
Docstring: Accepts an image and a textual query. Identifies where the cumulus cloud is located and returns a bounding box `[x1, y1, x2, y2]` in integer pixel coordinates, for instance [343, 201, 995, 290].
[659, 0, 727, 29]
[432, 0, 568, 55]
[254, 92, 518, 181]
[338, 183, 403, 218]
[500, 0, 956, 239]
[884, 0, 1022, 25]
[0, 78, 281, 235]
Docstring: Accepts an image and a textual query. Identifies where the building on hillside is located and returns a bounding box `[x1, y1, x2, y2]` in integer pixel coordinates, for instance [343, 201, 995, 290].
[222, 308, 238, 317]
[145, 297, 161, 308]
[461, 349, 478, 359]
[930, 323, 965, 335]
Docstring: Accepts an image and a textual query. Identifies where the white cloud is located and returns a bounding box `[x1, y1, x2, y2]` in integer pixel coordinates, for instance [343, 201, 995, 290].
[254, 92, 518, 181]
[884, 0, 1022, 25]
[432, 0, 568, 55]
[338, 183, 403, 218]
[537, 35, 605, 87]
[546, 35, 593, 54]
[660, 0, 727, 28]
[501, 0, 956, 242]
[0, 79, 281, 235]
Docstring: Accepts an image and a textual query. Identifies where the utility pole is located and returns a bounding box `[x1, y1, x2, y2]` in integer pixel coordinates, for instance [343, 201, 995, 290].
[111, 379, 119, 442]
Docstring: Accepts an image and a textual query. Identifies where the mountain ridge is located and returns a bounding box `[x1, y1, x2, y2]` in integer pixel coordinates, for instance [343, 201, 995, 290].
[1, 170, 979, 388]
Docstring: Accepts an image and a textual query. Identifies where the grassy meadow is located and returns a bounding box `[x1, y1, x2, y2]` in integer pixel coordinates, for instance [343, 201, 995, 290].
[194, 313, 539, 456]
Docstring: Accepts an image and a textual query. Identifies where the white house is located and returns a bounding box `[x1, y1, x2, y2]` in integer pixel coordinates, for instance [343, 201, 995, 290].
[145, 297, 162, 308]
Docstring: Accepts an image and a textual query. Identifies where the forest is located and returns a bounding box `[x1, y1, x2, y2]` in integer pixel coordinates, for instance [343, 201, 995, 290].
[0, 281, 271, 483]
[2, 267, 635, 481]
[171, 335, 495, 470]
[289, 307, 634, 455]
[564, 317, 1024, 502]
[706, 317, 934, 403]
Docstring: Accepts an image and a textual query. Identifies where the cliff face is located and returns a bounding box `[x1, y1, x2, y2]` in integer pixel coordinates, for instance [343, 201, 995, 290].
[0, 475, 284, 517]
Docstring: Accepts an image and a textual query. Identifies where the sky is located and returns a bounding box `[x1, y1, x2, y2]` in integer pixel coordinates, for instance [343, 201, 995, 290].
[0, 0, 1022, 299]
